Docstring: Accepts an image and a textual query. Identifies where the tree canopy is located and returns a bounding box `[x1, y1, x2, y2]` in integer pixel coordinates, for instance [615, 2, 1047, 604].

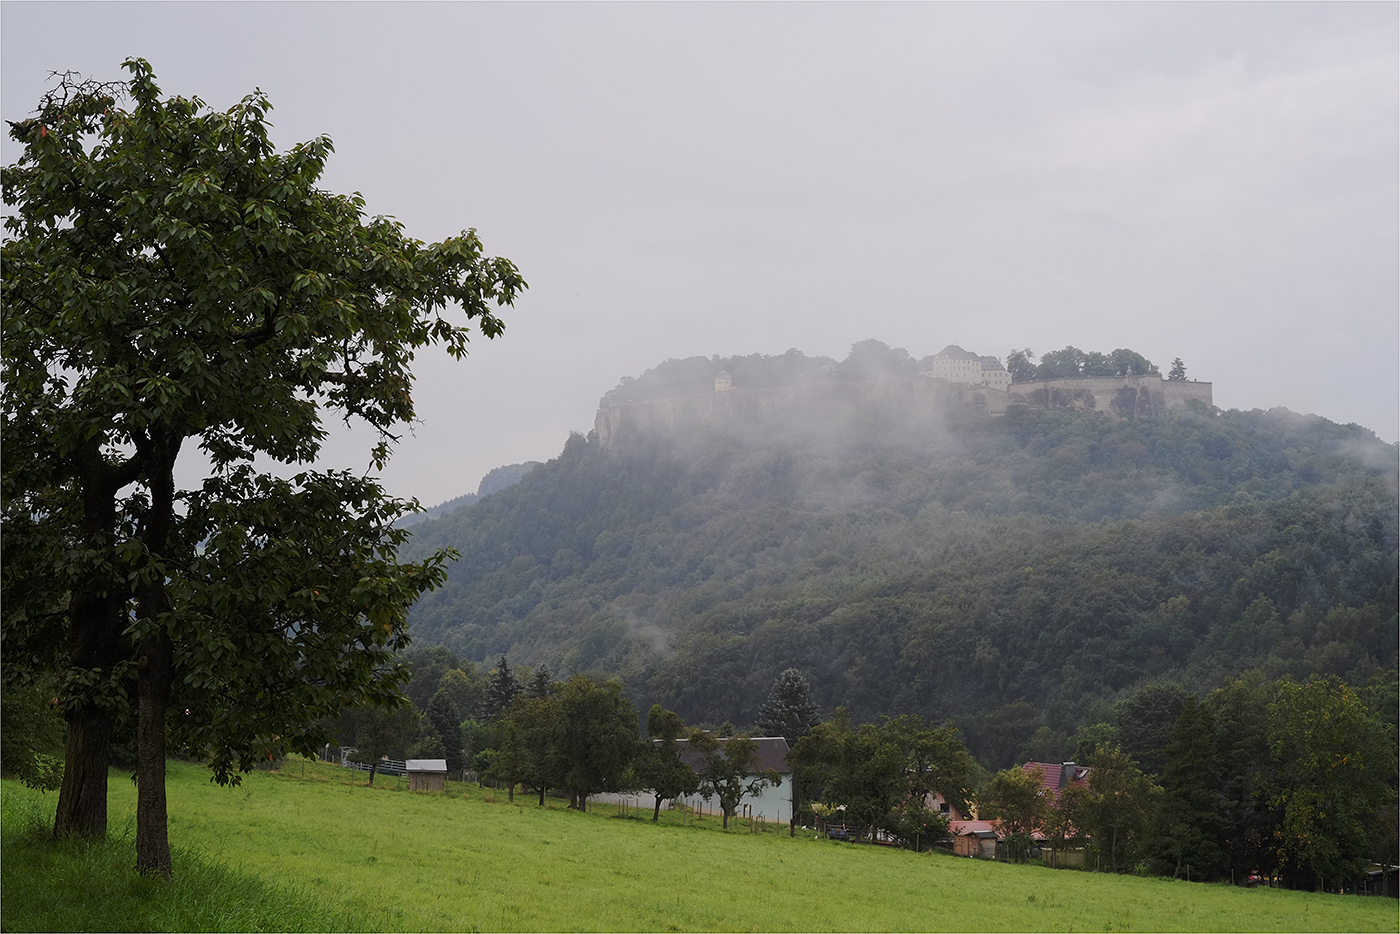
[0, 59, 524, 875]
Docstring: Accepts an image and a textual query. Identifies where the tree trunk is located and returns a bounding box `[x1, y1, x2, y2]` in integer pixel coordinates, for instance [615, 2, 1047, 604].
[722, 809, 730, 830]
[368, 762, 378, 786]
[653, 795, 662, 822]
[54, 441, 141, 840]
[54, 702, 113, 840]
[538, 785, 546, 807]
[135, 631, 173, 877]
[133, 442, 179, 877]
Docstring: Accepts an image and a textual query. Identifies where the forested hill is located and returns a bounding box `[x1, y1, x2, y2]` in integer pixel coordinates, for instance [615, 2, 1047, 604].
[403, 349, 1397, 769]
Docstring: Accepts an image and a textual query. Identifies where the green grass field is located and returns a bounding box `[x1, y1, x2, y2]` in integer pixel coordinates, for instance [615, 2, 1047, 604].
[4, 758, 1396, 932]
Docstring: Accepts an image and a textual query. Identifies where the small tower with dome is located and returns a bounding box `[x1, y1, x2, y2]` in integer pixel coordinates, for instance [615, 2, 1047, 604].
[714, 370, 733, 392]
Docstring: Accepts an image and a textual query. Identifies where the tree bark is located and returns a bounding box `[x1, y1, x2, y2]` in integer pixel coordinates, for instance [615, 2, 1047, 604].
[54, 702, 113, 840]
[54, 441, 142, 841]
[135, 631, 172, 876]
[133, 439, 179, 877]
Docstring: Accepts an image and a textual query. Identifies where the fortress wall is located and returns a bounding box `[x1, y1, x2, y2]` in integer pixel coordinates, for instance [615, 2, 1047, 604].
[1008, 376, 1212, 417]
[595, 375, 1211, 446]
[1161, 379, 1213, 410]
[595, 377, 956, 446]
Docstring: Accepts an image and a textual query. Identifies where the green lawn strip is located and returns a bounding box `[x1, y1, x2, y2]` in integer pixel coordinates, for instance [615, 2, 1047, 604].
[0, 781, 357, 933]
[8, 759, 1396, 933]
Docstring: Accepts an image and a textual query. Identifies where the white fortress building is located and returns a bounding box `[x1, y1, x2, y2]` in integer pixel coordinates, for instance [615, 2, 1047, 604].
[919, 345, 1011, 391]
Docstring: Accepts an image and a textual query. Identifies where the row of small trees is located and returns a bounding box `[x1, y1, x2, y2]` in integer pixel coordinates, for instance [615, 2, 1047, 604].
[1003, 346, 1168, 382]
[339, 656, 797, 828]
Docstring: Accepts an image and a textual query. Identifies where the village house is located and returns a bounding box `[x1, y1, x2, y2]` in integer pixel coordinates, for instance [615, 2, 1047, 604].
[674, 735, 793, 823]
[950, 760, 1090, 862]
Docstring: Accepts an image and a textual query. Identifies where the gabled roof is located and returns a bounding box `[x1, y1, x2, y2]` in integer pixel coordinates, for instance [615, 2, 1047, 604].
[1022, 761, 1090, 795]
[949, 819, 1000, 838]
[405, 759, 448, 773]
[673, 736, 791, 774]
[950, 818, 1047, 842]
[934, 344, 981, 360]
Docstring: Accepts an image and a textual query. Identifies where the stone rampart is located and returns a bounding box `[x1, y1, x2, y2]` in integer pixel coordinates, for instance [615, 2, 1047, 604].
[595, 378, 954, 446]
[594, 374, 1212, 446]
[1007, 375, 1211, 418]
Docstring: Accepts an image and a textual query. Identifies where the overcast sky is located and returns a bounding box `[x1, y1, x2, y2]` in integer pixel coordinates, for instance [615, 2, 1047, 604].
[4, 2, 1396, 505]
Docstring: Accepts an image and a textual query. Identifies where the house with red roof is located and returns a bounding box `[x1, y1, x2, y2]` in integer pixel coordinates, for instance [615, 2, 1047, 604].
[950, 761, 1091, 860]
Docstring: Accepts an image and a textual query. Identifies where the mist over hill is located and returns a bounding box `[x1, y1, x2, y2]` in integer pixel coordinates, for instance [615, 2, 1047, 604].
[403, 344, 1398, 769]
[395, 461, 541, 528]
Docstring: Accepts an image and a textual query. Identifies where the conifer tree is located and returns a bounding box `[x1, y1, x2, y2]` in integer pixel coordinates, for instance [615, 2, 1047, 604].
[525, 662, 556, 699]
[426, 691, 465, 772]
[483, 655, 522, 720]
[1148, 695, 1224, 880]
[757, 668, 821, 746]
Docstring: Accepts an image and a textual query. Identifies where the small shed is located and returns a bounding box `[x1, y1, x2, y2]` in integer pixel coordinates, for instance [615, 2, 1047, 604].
[405, 758, 448, 792]
[950, 820, 1000, 859]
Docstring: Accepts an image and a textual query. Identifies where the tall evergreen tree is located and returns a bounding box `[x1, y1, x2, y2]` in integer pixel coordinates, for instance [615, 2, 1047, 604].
[426, 691, 465, 772]
[757, 668, 821, 747]
[525, 662, 556, 700]
[1208, 672, 1282, 884]
[1148, 696, 1225, 880]
[483, 655, 522, 720]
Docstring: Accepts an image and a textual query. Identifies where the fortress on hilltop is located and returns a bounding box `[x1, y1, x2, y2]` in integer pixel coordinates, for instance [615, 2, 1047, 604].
[595, 344, 1212, 447]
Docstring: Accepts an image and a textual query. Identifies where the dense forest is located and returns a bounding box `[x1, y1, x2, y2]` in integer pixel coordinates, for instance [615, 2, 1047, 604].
[403, 343, 1398, 771]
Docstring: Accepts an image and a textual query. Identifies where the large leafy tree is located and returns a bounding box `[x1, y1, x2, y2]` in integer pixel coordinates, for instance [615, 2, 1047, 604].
[0, 60, 523, 875]
[1267, 675, 1392, 890]
[690, 732, 781, 830]
[557, 674, 641, 811]
[338, 702, 420, 787]
[980, 765, 1049, 862]
[639, 705, 700, 821]
[1079, 744, 1160, 873]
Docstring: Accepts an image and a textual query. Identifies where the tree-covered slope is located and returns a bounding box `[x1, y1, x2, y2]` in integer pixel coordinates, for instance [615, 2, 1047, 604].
[404, 359, 1397, 762]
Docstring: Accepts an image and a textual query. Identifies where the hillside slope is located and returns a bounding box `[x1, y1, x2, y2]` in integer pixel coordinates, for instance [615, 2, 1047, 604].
[405, 359, 1397, 761]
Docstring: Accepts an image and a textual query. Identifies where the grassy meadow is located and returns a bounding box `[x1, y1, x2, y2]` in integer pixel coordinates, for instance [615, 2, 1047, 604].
[3, 758, 1396, 933]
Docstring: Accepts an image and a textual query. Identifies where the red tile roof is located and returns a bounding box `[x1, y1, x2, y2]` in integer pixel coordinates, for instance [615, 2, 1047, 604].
[1022, 761, 1090, 797]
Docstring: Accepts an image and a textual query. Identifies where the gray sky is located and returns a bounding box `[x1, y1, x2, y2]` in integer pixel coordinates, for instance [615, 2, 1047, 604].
[4, 2, 1396, 506]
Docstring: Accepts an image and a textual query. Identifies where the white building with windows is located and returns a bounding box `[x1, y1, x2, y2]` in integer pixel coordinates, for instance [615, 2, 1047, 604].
[919, 345, 1010, 390]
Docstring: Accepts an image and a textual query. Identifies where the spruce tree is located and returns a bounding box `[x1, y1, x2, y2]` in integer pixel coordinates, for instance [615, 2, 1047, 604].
[525, 662, 556, 700]
[426, 692, 465, 772]
[1149, 695, 1225, 880]
[757, 668, 821, 746]
[483, 655, 522, 720]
